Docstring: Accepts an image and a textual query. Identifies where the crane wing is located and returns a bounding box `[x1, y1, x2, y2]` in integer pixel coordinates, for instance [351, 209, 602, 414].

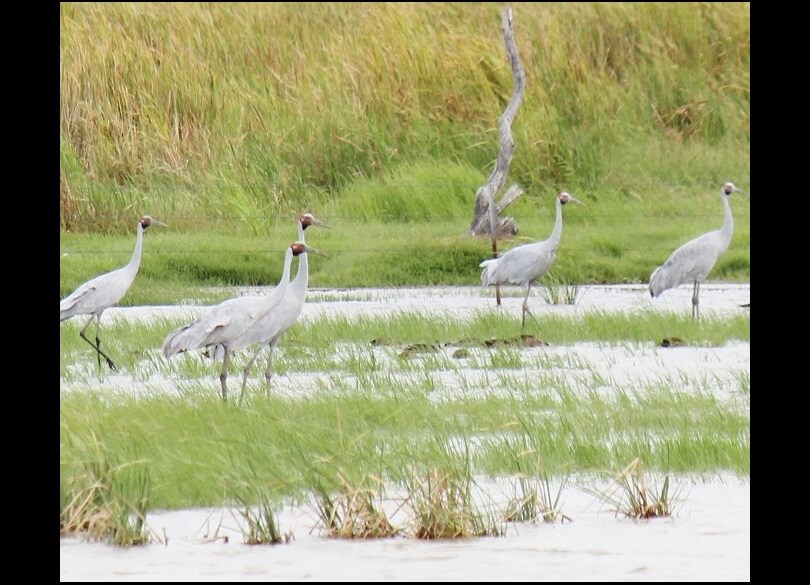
[60, 269, 130, 320]
[480, 242, 555, 286]
[60, 280, 100, 316]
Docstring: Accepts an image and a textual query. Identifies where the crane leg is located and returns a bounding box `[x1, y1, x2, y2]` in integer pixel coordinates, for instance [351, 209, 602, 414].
[79, 317, 118, 371]
[219, 346, 231, 402]
[521, 284, 539, 331]
[691, 281, 700, 320]
[263, 340, 280, 397]
[238, 345, 264, 406]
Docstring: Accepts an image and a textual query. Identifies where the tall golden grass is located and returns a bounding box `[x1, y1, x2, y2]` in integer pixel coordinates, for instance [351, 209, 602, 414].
[60, 2, 749, 231]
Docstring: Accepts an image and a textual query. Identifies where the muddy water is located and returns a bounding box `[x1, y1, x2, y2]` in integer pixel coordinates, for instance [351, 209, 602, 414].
[60, 475, 749, 582]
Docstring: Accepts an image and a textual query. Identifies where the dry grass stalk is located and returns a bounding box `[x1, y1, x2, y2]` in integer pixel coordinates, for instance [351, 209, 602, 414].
[503, 474, 572, 524]
[587, 458, 678, 520]
[312, 473, 402, 539]
[405, 468, 504, 539]
[60, 477, 153, 546]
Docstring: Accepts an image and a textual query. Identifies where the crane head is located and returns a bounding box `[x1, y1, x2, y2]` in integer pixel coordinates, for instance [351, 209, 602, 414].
[558, 192, 583, 206]
[291, 241, 326, 257]
[140, 216, 168, 229]
[722, 182, 742, 196]
[300, 213, 331, 230]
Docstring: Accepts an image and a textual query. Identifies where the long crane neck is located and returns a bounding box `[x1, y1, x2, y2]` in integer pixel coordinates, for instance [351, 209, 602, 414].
[125, 223, 145, 275]
[290, 251, 309, 294]
[278, 248, 294, 291]
[717, 189, 734, 247]
[292, 219, 308, 290]
[547, 198, 564, 247]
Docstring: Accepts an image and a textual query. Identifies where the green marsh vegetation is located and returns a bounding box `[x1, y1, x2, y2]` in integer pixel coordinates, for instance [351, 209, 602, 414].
[59, 310, 751, 380]
[500, 427, 573, 524]
[61, 310, 750, 514]
[60, 3, 750, 304]
[230, 482, 292, 545]
[61, 3, 749, 542]
[60, 432, 157, 546]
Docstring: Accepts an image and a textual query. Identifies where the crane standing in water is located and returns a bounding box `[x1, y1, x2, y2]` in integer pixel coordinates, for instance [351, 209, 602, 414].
[649, 181, 742, 319]
[205, 212, 330, 403]
[60, 215, 168, 370]
[232, 213, 329, 404]
[480, 191, 582, 330]
[162, 241, 321, 401]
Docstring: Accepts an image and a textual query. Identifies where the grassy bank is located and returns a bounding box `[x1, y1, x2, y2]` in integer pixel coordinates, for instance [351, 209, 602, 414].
[59, 181, 750, 303]
[61, 3, 749, 294]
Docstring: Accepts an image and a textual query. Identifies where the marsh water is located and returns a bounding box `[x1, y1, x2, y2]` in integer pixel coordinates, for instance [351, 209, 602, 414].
[60, 284, 750, 581]
[60, 476, 749, 582]
[104, 283, 751, 324]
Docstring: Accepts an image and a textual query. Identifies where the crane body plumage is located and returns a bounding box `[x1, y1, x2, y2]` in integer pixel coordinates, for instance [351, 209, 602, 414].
[60, 215, 167, 370]
[209, 212, 330, 404]
[480, 192, 581, 329]
[232, 248, 312, 403]
[649, 182, 741, 318]
[162, 242, 305, 401]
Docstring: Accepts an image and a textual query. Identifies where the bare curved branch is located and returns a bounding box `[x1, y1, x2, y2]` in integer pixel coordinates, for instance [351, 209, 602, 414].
[469, 6, 526, 239]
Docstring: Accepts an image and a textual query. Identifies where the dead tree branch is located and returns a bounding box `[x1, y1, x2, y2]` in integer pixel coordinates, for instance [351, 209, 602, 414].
[469, 6, 526, 239]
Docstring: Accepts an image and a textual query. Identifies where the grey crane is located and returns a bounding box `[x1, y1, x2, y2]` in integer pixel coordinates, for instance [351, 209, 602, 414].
[229, 213, 330, 404]
[293, 212, 330, 244]
[60, 215, 168, 370]
[649, 181, 742, 319]
[479, 191, 582, 330]
[205, 212, 330, 399]
[161, 241, 321, 401]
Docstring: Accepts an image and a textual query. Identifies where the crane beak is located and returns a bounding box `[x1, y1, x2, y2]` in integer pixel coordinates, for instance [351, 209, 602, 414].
[304, 245, 327, 257]
[311, 217, 332, 229]
[569, 196, 585, 206]
[152, 219, 169, 227]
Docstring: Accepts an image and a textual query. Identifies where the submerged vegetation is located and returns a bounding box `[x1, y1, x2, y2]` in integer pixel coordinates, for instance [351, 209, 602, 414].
[60, 304, 749, 546]
[60, 309, 750, 512]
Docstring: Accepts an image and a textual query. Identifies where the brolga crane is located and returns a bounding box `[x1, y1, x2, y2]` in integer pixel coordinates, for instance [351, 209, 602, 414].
[479, 191, 582, 330]
[161, 241, 321, 402]
[206, 212, 330, 402]
[60, 215, 168, 370]
[224, 213, 330, 404]
[294, 212, 330, 245]
[649, 181, 742, 319]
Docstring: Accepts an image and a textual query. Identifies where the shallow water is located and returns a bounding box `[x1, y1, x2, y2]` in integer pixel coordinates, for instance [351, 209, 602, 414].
[61, 284, 750, 581]
[62, 284, 750, 403]
[105, 283, 750, 325]
[60, 475, 749, 582]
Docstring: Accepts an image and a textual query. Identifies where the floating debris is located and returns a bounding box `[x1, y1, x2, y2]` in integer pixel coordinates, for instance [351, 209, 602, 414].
[485, 335, 549, 348]
[398, 343, 439, 359]
[520, 334, 549, 347]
